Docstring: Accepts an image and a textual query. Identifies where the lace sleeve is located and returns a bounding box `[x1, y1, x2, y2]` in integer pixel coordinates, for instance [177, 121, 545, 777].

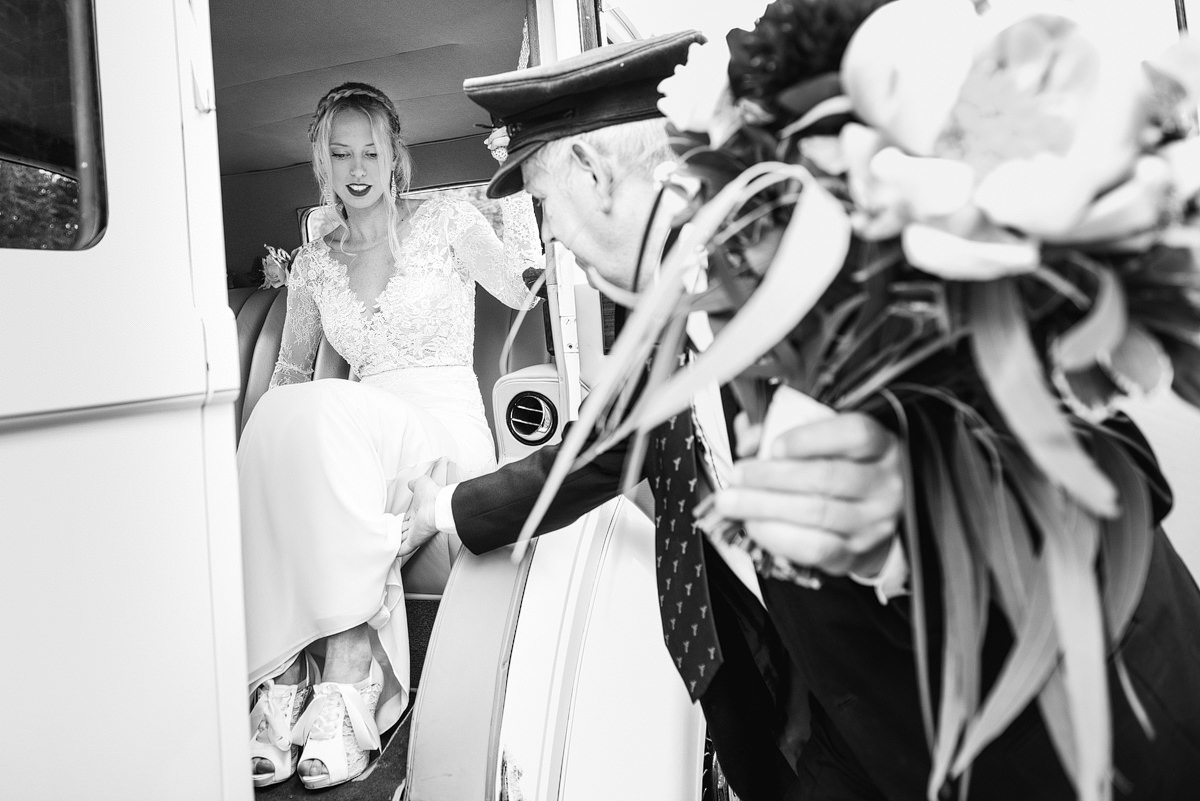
[447, 196, 542, 310]
[268, 250, 321, 389]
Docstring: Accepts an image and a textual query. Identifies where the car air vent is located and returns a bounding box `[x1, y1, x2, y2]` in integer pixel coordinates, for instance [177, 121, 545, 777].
[506, 391, 557, 446]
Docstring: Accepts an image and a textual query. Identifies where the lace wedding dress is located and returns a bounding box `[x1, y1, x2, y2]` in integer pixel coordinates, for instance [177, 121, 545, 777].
[238, 195, 540, 732]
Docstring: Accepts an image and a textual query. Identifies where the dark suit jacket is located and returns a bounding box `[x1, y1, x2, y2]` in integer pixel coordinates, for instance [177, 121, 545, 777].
[451, 417, 801, 800]
[760, 415, 1200, 801]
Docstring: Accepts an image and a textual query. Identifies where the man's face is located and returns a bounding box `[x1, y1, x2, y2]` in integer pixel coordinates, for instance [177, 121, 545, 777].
[521, 157, 642, 293]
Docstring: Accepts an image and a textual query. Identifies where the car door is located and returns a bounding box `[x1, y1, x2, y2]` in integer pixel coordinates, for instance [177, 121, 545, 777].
[0, 2, 248, 799]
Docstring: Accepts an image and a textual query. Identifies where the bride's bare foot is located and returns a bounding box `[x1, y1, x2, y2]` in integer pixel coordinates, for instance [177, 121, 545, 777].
[275, 653, 305, 685]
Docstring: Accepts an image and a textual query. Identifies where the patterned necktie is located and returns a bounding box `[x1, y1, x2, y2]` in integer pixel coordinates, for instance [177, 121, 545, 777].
[652, 406, 723, 701]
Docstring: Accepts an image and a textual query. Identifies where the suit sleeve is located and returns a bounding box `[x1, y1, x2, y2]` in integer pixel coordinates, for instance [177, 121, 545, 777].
[452, 422, 634, 555]
[1105, 413, 1173, 524]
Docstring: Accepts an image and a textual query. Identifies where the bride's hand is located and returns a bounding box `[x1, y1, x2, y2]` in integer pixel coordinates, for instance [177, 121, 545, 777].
[485, 127, 510, 164]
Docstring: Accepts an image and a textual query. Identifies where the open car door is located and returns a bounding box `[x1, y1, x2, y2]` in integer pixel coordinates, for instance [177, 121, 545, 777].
[0, 2, 247, 800]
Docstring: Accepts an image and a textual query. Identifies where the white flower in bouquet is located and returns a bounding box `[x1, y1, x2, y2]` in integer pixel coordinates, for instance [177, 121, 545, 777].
[656, 0, 771, 147]
[261, 244, 291, 289]
[657, 40, 742, 147]
[839, 0, 1198, 278]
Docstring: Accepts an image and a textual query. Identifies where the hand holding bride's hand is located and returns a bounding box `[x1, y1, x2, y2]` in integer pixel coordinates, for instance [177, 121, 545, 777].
[485, 127, 510, 164]
[400, 473, 445, 559]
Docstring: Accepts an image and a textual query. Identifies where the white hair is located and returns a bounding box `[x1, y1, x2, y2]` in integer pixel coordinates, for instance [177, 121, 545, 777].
[523, 118, 675, 186]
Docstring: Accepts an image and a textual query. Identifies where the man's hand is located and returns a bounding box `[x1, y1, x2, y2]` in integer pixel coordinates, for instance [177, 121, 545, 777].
[715, 412, 903, 577]
[401, 473, 445, 560]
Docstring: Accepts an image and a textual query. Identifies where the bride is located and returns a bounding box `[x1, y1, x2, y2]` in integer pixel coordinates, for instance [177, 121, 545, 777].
[238, 81, 540, 790]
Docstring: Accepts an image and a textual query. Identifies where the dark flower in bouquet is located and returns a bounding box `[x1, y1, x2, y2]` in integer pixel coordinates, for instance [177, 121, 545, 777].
[518, 1, 1200, 799]
[726, 0, 886, 130]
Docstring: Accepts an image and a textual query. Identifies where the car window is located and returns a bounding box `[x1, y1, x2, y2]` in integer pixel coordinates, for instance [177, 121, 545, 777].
[0, 160, 80, 249]
[0, 0, 106, 250]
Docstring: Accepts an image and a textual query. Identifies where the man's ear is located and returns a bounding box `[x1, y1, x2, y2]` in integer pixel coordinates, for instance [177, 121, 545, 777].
[568, 140, 616, 213]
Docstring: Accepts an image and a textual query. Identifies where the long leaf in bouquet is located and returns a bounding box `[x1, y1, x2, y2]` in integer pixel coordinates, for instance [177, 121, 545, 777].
[829, 309, 948, 405]
[806, 294, 868, 395]
[1130, 314, 1200, 350]
[948, 422, 1058, 775]
[508, 161, 833, 556]
[968, 279, 1118, 517]
[703, 239, 807, 396]
[820, 244, 907, 381]
[1127, 252, 1200, 291]
[919, 417, 987, 801]
[1007, 461, 1110, 801]
[1091, 432, 1156, 738]
[1092, 433, 1153, 633]
[1037, 661, 1082, 790]
[953, 568, 1058, 778]
[837, 329, 966, 411]
[820, 310, 911, 394]
[1131, 294, 1200, 340]
[953, 419, 1035, 605]
[1050, 265, 1175, 420]
[1051, 268, 1126, 372]
[893, 398, 937, 751]
[1046, 524, 1108, 801]
[980, 440, 1082, 783]
[622, 162, 851, 435]
[1120, 246, 1200, 408]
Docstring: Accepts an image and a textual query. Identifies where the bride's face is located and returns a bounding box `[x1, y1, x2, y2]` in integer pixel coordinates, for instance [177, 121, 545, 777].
[328, 110, 387, 212]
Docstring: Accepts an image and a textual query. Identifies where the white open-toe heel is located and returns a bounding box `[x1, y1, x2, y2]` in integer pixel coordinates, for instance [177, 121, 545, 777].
[292, 659, 383, 790]
[249, 652, 318, 788]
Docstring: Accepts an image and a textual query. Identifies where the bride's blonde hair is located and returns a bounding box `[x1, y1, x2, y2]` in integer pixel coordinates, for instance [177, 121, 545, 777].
[309, 82, 414, 263]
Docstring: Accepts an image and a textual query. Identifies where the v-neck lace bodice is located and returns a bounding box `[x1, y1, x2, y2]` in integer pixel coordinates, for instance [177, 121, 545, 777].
[269, 195, 540, 386]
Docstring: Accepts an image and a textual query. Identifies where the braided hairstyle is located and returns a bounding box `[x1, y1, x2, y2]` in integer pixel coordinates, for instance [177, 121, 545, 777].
[308, 82, 415, 257]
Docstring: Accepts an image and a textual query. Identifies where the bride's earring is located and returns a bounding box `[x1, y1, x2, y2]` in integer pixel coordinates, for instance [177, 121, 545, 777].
[322, 186, 336, 209]
[389, 174, 398, 203]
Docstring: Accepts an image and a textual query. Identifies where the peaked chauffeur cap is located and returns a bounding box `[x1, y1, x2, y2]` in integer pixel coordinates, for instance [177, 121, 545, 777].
[463, 29, 705, 198]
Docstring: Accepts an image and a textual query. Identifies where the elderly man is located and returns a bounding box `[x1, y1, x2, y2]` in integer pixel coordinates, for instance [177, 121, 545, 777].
[405, 23, 1200, 801]
[402, 31, 904, 801]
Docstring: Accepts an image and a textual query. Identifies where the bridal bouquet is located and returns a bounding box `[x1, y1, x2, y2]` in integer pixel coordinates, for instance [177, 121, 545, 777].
[260, 243, 292, 289]
[518, 1, 1200, 799]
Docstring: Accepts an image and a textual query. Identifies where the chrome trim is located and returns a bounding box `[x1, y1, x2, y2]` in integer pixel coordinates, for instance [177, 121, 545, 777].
[0, 390, 236, 434]
[404, 540, 538, 800]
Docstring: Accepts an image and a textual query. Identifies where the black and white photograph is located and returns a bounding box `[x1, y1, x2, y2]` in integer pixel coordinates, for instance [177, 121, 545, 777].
[3, 1, 1200, 800]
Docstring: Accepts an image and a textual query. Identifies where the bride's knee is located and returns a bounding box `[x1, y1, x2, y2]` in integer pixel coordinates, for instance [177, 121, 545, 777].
[256, 381, 367, 433]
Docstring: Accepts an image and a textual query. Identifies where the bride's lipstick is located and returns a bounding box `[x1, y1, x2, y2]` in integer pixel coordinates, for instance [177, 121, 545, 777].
[347, 183, 371, 198]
